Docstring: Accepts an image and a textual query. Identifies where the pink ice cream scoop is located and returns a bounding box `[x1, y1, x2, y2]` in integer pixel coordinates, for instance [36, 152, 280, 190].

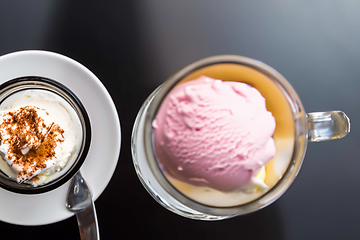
[152, 76, 276, 192]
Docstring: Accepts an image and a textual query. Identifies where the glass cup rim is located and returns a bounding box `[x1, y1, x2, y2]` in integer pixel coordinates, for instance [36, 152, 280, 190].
[143, 55, 308, 216]
[0, 76, 91, 194]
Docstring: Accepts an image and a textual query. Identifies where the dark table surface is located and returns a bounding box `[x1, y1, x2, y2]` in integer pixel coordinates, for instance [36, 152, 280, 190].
[1, 1, 360, 239]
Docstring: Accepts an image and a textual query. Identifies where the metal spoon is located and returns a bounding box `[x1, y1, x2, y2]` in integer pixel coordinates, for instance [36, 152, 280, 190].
[66, 171, 99, 240]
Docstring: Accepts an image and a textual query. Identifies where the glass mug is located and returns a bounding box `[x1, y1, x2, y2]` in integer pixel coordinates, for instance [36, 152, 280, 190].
[131, 55, 350, 220]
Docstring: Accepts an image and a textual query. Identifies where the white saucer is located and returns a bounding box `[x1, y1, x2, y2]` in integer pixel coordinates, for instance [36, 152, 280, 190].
[0, 50, 121, 226]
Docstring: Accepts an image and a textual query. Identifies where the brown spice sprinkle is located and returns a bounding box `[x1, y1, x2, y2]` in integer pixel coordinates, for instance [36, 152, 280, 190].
[0, 106, 64, 182]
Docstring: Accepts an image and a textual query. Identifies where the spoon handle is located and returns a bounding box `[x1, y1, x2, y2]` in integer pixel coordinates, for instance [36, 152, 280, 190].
[75, 201, 99, 240]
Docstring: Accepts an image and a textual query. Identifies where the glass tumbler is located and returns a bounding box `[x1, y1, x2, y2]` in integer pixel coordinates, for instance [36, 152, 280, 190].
[131, 55, 350, 220]
[0, 76, 91, 194]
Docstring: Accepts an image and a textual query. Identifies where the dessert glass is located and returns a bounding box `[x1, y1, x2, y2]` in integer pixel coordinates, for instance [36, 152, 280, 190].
[0, 76, 91, 194]
[131, 55, 350, 220]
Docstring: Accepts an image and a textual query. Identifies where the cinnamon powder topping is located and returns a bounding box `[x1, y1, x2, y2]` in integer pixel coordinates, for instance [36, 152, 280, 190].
[0, 106, 64, 182]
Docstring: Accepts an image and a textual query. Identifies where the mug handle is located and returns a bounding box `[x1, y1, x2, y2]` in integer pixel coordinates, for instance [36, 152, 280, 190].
[307, 111, 350, 142]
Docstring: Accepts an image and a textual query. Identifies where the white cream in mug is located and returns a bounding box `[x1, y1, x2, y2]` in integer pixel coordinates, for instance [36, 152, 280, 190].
[0, 89, 82, 186]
